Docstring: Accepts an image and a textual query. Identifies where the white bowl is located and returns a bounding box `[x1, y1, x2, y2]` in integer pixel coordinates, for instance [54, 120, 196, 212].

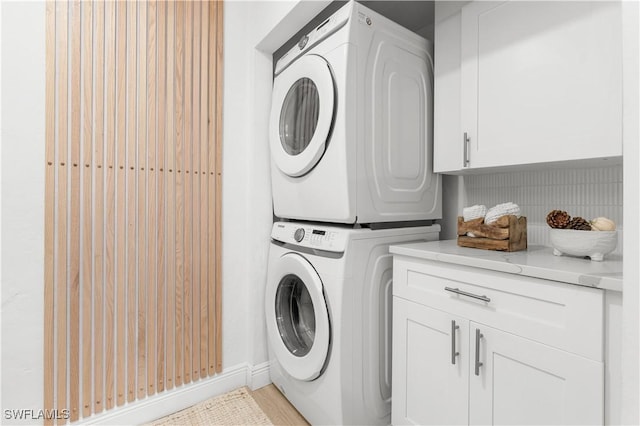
[549, 229, 618, 261]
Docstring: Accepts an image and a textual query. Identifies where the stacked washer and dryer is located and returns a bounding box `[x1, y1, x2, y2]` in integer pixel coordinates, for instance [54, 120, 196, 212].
[265, 2, 441, 425]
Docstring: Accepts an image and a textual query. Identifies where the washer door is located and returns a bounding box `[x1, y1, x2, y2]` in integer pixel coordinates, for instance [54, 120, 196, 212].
[269, 54, 335, 177]
[265, 252, 331, 381]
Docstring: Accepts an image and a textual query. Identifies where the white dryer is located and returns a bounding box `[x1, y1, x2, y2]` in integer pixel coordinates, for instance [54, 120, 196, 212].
[269, 1, 441, 224]
[265, 221, 440, 425]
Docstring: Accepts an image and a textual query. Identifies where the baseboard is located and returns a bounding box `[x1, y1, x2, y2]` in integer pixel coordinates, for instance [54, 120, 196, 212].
[247, 361, 272, 391]
[82, 362, 270, 425]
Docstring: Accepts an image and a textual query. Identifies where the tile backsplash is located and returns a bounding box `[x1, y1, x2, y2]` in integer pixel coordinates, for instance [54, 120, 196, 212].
[463, 165, 623, 254]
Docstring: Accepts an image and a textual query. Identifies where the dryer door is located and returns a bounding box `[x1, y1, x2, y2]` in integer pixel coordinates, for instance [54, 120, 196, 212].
[270, 54, 334, 177]
[265, 252, 331, 381]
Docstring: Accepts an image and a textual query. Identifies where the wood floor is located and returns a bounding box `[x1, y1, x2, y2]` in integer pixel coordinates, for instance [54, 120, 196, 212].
[249, 384, 310, 426]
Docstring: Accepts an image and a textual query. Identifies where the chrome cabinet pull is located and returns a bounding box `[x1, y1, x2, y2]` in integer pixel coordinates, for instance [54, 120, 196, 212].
[451, 320, 460, 365]
[475, 328, 484, 376]
[444, 287, 491, 303]
[463, 132, 470, 167]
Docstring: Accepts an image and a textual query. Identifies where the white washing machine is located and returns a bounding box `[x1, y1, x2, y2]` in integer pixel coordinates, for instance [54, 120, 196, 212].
[265, 221, 440, 425]
[269, 1, 441, 224]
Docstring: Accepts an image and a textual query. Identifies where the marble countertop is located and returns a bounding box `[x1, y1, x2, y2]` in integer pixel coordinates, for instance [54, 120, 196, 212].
[389, 240, 623, 292]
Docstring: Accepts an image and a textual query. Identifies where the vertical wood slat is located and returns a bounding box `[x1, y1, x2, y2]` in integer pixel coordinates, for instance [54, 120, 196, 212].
[93, 0, 106, 414]
[69, 2, 82, 421]
[214, 0, 224, 373]
[81, 1, 94, 418]
[190, 0, 201, 382]
[45, 2, 224, 422]
[174, 0, 185, 387]
[199, 0, 210, 379]
[115, 0, 127, 407]
[182, 0, 193, 385]
[126, 0, 138, 404]
[44, 3, 56, 424]
[154, 0, 167, 393]
[146, 0, 158, 398]
[165, 0, 177, 389]
[55, 1, 69, 420]
[137, 0, 149, 401]
[207, 0, 218, 375]
[104, 0, 116, 410]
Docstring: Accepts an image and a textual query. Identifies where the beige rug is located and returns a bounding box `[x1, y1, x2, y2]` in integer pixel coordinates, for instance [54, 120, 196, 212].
[147, 387, 274, 426]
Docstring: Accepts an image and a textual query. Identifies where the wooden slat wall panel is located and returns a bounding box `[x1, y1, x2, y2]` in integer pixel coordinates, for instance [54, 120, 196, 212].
[165, 0, 176, 391]
[182, 0, 193, 386]
[214, 0, 224, 373]
[44, 3, 56, 425]
[69, 2, 82, 420]
[199, 1, 210, 379]
[191, 2, 202, 380]
[81, 1, 94, 418]
[93, 0, 105, 414]
[104, 0, 116, 411]
[126, 0, 138, 404]
[154, 0, 167, 393]
[44, 1, 224, 422]
[147, 0, 159, 398]
[137, 0, 148, 401]
[55, 2, 69, 420]
[174, 0, 185, 388]
[207, 0, 217, 377]
[115, 0, 127, 408]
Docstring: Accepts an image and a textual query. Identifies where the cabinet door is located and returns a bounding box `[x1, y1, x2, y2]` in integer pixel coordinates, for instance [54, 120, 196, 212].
[392, 297, 469, 425]
[460, 1, 622, 169]
[469, 323, 604, 425]
[434, 4, 463, 173]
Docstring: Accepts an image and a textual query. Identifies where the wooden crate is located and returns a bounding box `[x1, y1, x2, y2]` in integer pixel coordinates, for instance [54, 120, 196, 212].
[457, 215, 527, 252]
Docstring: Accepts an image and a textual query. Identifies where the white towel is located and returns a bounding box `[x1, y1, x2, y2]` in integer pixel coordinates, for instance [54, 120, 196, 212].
[462, 205, 487, 222]
[484, 202, 521, 224]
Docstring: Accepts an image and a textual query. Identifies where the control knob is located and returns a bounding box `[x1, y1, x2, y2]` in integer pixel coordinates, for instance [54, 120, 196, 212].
[298, 35, 309, 50]
[294, 228, 305, 242]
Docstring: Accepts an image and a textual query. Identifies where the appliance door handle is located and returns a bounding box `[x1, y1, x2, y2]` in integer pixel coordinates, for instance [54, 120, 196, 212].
[444, 287, 491, 303]
[451, 320, 460, 365]
[475, 328, 484, 376]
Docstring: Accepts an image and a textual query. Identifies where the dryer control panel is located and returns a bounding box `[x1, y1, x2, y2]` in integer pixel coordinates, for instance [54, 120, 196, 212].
[274, 2, 352, 76]
[272, 222, 348, 253]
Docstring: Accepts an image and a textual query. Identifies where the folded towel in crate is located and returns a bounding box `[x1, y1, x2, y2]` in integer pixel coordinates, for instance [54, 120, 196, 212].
[462, 205, 487, 222]
[485, 202, 521, 224]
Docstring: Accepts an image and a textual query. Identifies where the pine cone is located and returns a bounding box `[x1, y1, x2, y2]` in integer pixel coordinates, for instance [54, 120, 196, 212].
[567, 217, 592, 231]
[546, 210, 570, 229]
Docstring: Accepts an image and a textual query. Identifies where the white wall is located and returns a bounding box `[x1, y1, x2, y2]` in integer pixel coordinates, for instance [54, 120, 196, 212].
[1, 1, 46, 421]
[220, 0, 253, 371]
[621, 1, 640, 423]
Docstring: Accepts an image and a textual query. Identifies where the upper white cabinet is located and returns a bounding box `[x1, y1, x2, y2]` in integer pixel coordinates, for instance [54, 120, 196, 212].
[434, 1, 623, 173]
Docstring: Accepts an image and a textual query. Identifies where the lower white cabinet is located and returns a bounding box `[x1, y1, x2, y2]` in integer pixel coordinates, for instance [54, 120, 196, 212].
[392, 257, 604, 425]
[392, 298, 469, 425]
[469, 322, 603, 425]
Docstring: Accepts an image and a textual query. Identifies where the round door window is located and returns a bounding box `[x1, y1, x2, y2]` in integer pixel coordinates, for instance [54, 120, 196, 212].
[279, 78, 320, 156]
[269, 54, 334, 177]
[275, 274, 316, 357]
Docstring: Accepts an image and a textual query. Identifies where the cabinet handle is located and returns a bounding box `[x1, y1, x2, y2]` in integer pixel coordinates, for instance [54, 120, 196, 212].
[444, 287, 491, 303]
[463, 132, 470, 167]
[475, 328, 484, 376]
[451, 320, 460, 365]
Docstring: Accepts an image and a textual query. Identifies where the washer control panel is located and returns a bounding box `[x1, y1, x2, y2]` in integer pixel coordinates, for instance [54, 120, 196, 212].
[272, 222, 348, 253]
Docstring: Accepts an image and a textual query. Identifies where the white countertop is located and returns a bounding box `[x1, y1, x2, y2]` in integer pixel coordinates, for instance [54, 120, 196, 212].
[390, 240, 623, 292]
